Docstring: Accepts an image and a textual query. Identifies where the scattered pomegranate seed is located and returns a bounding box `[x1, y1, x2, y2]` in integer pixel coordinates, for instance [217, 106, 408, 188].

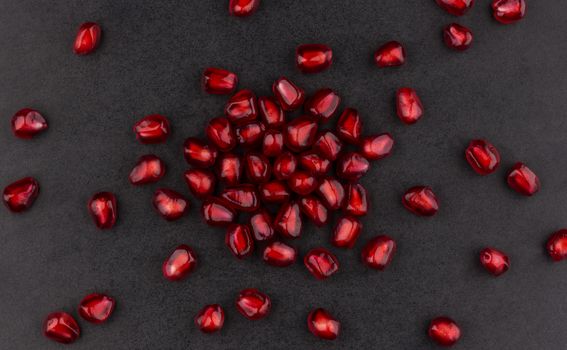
[336, 108, 362, 144]
[316, 177, 345, 210]
[332, 216, 362, 248]
[402, 186, 439, 217]
[88, 192, 117, 229]
[492, 0, 526, 24]
[435, 0, 474, 16]
[344, 183, 368, 216]
[546, 230, 567, 262]
[206, 117, 237, 152]
[313, 131, 343, 161]
[396, 88, 424, 125]
[236, 121, 265, 148]
[507, 162, 540, 196]
[299, 151, 331, 176]
[73, 22, 101, 55]
[229, 0, 260, 17]
[225, 224, 255, 259]
[225, 89, 258, 126]
[336, 152, 370, 181]
[183, 138, 218, 168]
[262, 241, 297, 267]
[203, 67, 238, 94]
[235, 289, 271, 320]
[304, 88, 340, 123]
[374, 41, 406, 68]
[362, 235, 396, 270]
[288, 171, 318, 195]
[152, 188, 188, 221]
[129, 154, 166, 185]
[299, 196, 329, 227]
[11, 108, 48, 138]
[296, 44, 333, 74]
[184, 169, 216, 199]
[262, 129, 284, 157]
[443, 23, 473, 51]
[304, 248, 339, 280]
[133, 114, 170, 144]
[221, 184, 260, 212]
[43, 312, 80, 344]
[284, 115, 318, 152]
[360, 133, 394, 160]
[480, 247, 510, 276]
[465, 139, 500, 175]
[259, 181, 291, 203]
[78, 293, 115, 324]
[307, 308, 340, 340]
[201, 197, 237, 226]
[3, 177, 39, 213]
[273, 77, 305, 111]
[428, 317, 461, 346]
[162, 244, 197, 281]
[258, 96, 285, 129]
[195, 305, 225, 333]
[216, 153, 242, 186]
[245, 152, 271, 183]
[250, 209, 275, 241]
[273, 151, 298, 180]
[274, 201, 303, 239]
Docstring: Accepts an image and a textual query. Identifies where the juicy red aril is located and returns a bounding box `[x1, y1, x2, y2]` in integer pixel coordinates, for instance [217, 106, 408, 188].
[236, 121, 265, 148]
[492, 0, 526, 24]
[313, 131, 342, 161]
[332, 216, 362, 248]
[43, 312, 80, 344]
[262, 129, 284, 157]
[336, 108, 362, 144]
[374, 41, 406, 68]
[299, 151, 331, 176]
[360, 133, 394, 160]
[134, 114, 170, 144]
[361, 235, 396, 270]
[299, 196, 329, 227]
[221, 184, 259, 212]
[305, 88, 341, 122]
[396, 88, 424, 125]
[202, 197, 237, 226]
[11, 108, 48, 138]
[3, 177, 39, 213]
[274, 201, 303, 239]
[435, 0, 474, 16]
[73, 22, 101, 55]
[304, 248, 339, 279]
[225, 224, 254, 259]
[296, 44, 333, 74]
[263, 241, 297, 267]
[465, 139, 500, 175]
[184, 169, 216, 198]
[258, 96, 285, 129]
[273, 151, 298, 180]
[225, 89, 258, 125]
[480, 247, 510, 276]
[307, 308, 340, 340]
[547, 230, 567, 262]
[153, 189, 188, 221]
[428, 317, 461, 347]
[206, 117, 236, 152]
[284, 115, 318, 152]
[273, 77, 305, 111]
[229, 0, 260, 17]
[259, 181, 290, 203]
[402, 186, 439, 217]
[184, 138, 218, 168]
[216, 153, 242, 186]
[317, 177, 345, 210]
[245, 152, 271, 183]
[288, 171, 318, 195]
[443, 23, 473, 51]
[250, 210, 275, 241]
[336, 152, 369, 181]
[195, 305, 225, 333]
[507, 162, 540, 196]
[235, 289, 271, 320]
[79, 293, 115, 324]
[162, 244, 197, 281]
[129, 154, 166, 185]
[203, 67, 238, 94]
[88, 192, 117, 229]
[344, 183, 368, 216]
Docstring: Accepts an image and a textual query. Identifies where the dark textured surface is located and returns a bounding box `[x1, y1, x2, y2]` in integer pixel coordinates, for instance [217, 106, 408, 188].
[1, 1, 566, 349]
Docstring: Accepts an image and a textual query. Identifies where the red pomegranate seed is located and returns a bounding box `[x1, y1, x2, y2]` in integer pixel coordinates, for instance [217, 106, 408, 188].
[245, 152, 271, 183]
[225, 224, 255, 259]
[299, 196, 329, 227]
[402, 186, 439, 217]
[262, 129, 284, 157]
[332, 216, 362, 248]
[250, 210, 275, 241]
[299, 151, 331, 176]
[507, 162, 540, 196]
[273, 151, 298, 180]
[162, 244, 197, 281]
[184, 169, 216, 199]
[435, 0, 474, 16]
[273, 77, 305, 111]
[465, 139, 500, 175]
[153, 189, 188, 221]
[288, 171, 318, 195]
[313, 131, 343, 161]
[225, 89, 258, 126]
[262, 241, 297, 267]
[259, 181, 290, 203]
[296, 44, 333, 74]
[547, 230, 567, 262]
[129, 154, 166, 185]
[307, 308, 340, 340]
[284, 115, 318, 152]
[134, 114, 170, 144]
[73, 22, 101, 55]
[206, 117, 237, 152]
[336, 152, 369, 181]
[428, 317, 461, 347]
[360, 133, 394, 160]
[203, 67, 238, 95]
[88, 192, 117, 229]
[396, 88, 424, 125]
[78, 293, 115, 324]
[3, 177, 39, 213]
[304, 248, 339, 279]
[216, 153, 242, 186]
[229, 0, 260, 17]
[195, 305, 225, 333]
[183, 138, 218, 168]
[480, 247, 510, 276]
[236, 121, 265, 148]
[344, 183, 368, 216]
[361, 235, 396, 270]
[274, 201, 303, 239]
[443, 23, 473, 51]
[492, 0, 526, 24]
[221, 184, 260, 212]
[374, 41, 406, 68]
[11, 108, 48, 138]
[304, 88, 341, 122]
[336, 108, 362, 144]
[235, 289, 271, 320]
[316, 177, 345, 210]
[43, 312, 80, 344]
[202, 197, 236, 226]
[258, 96, 285, 129]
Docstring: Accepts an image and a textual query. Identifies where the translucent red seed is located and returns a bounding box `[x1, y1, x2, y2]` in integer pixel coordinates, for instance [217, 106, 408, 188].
[73, 22, 101, 55]
[201, 197, 237, 226]
[313, 131, 343, 161]
[307, 308, 340, 340]
[480, 247, 510, 276]
[546, 230, 567, 262]
[299, 151, 331, 176]
[296, 44, 333, 74]
[225, 89, 258, 126]
[443, 23, 473, 51]
[507, 162, 540, 196]
[78, 293, 115, 324]
[229, 0, 260, 17]
[206, 117, 237, 152]
[316, 177, 345, 210]
[288, 171, 318, 195]
[374, 41, 406, 68]
[258, 96, 285, 129]
[304, 248, 339, 280]
[284, 115, 318, 152]
[134, 114, 170, 144]
[225, 224, 255, 259]
[263, 241, 297, 267]
[43, 312, 80, 344]
[203, 67, 238, 95]
[428, 317, 461, 347]
[304, 88, 341, 122]
[344, 183, 368, 216]
[360, 133, 394, 160]
[195, 305, 225, 333]
[250, 210, 275, 241]
[336, 152, 370, 181]
[3, 177, 39, 213]
[361, 235, 396, 270]
[402, 186, 439, 217]
[396, 88, 424, 125]
[465, 139, 500, 175]
[299, 196, 329, 227]
[336, 108, 362, 144]
[273, 77, 305, 111]
[235, 289, 271, 320]
[435, 0, 474, 16]
[332, 216, 362, 249]
[221, 184, 260, 212]
[236, 121, 265, 148]
[162, 244, 197, 281]
[259, 181, 290, 203]
[183, 138, 218, 168]
[274, 201, 303, 239]
[11, 108, 48, 138]
[88, 192, 117, 229]
[245, 152, 271, 183]
[273, 151, 298, 180]
[216, 153, 242, 186]
[262, 129, 284, 157]
[153, 188, 188, 221]
[492, 0, 526, 24]
[129, 154, 166, 185]
[184, 168, 216, 199]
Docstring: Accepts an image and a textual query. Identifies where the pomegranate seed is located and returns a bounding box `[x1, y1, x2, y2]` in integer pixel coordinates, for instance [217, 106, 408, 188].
[258, 96, 285, 129]
[299, 151, 331, 176]
[153, 189, 188, 221]
[73, 22, 101, 55]
[396, 88, 424, 125]
[221, 184, 260, 212]
[235, 288, 271, 320]
[428, 317, 461, 346]
[374, 41, 406, 68]
[361, 235, 396, 270]
[288, 171, 318, 195]
[11, 108, 48, 138]
[273, 151, 298, 180]
[316, 177, 345, 210]
[332, 216, 362, 248]
[225, 224, 254, 259]
[284, 115, 318, 152]
[344, 183, 368, 216]
[274, 201, 303, 239]
[336, 152, 369, 181]
[184, 169, 216, 199]
[206, 117, 237, 152]
[304, 248, 339, 279]
[250, 210, 275, 241]
[465, 139, 500, 175]
[480, 247, 510, 276]
[307, 308, 340, 340]
[162, 244, 197, 281]
[299, 196, 329, 227]
[360, 133, 394, 161]
[296, 44, 333, 74]
[195, 305, 225, 333]
[236, 121, 265, 148]
[225, 89, 258, 126]
[3, 177, 39, 213]
[304, 89, 341, 122]
[229, 0, 260, 17]
[134, 114, 170, 144]
[273, 77, 305, 111]
[216, 153, 242, 186]
[547, 230, 567, 262]
[78, 293, 115, 324]
[336, 108, 362, 144]
[245, 152, 271, 183]
[129, 154, 166, 185]
[435, 0, 474, 16]
[492, 0, 526, 24]
[183, 138, 218, 168]
[88, 192, 117, 229]
[203, 67, 238, 95]
[43, 312, 80, 344]
[202, 197, 237, 226]
[402, 186, 439, 217]
[507, 162, 540, 196]
[262, 241, 297, 267]
[313, 131, 343, 161]
[443, 23, 473, 51]
[262, 129, 284, 157]
[259, 181, 290, 203]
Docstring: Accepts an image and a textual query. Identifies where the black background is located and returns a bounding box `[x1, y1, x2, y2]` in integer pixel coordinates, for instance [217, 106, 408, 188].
[1, 1, 566, 349]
